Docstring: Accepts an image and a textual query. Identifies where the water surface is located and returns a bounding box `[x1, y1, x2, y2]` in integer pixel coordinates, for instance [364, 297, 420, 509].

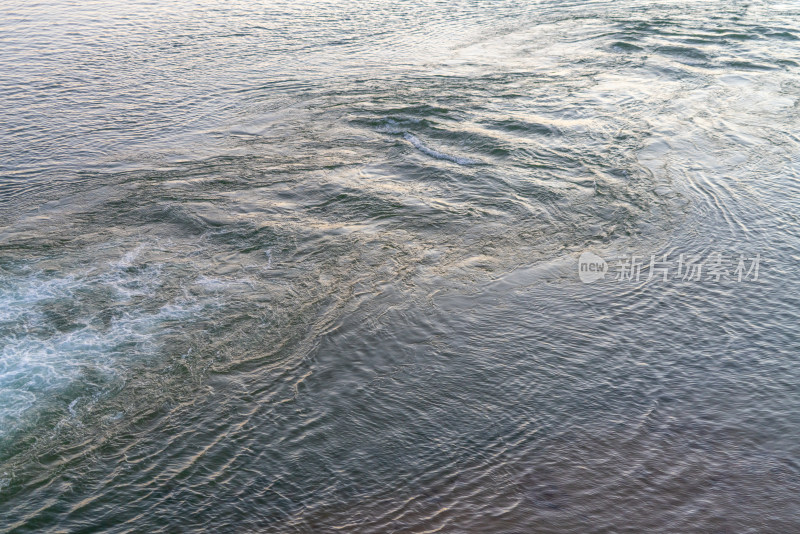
[1, 0, 800, 532]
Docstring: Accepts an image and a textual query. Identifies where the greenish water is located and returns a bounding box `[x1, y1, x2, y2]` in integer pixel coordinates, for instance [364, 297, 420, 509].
[1, 0, 800, 531]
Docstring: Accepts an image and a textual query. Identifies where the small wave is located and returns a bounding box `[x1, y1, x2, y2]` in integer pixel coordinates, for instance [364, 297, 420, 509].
[655, 45, 708, 60]
[372, 117, 427, 135]
[611, 41, 643, 52]
[403, 133, 479, 165]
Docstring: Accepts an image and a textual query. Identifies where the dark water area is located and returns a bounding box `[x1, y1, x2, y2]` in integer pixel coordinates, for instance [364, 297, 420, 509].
[1, 0, 800, 532]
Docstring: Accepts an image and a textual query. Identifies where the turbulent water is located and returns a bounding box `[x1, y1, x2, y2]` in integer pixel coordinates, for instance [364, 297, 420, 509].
[1, 0, 800, 531]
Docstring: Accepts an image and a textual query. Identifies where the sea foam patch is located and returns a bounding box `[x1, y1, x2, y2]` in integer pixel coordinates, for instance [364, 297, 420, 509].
[0, 252, 203, 443]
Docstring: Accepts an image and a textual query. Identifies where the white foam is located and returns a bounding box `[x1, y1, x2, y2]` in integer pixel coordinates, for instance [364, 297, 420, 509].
[403, 133, 479, 165]
[0, 252, 204, 441]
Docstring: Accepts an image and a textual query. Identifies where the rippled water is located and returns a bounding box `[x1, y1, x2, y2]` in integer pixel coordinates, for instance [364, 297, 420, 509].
[2, 0, 800, 531]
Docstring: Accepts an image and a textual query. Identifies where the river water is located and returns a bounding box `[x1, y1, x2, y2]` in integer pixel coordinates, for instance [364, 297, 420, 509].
[1, 0, 800, 532]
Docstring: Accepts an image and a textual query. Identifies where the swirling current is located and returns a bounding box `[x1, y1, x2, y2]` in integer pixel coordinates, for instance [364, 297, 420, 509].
[1, 0, 800, 532]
